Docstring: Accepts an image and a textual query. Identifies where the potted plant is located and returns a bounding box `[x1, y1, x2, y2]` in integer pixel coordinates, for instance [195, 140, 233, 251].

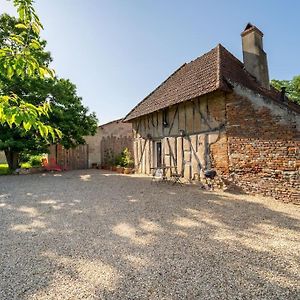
[124, 163, 134, 174]
[116, 165, 124, 174]
[122, 148, 134, 174]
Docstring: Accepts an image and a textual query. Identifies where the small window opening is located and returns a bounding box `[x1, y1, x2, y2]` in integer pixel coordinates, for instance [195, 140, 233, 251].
[162, 109, 169, 127]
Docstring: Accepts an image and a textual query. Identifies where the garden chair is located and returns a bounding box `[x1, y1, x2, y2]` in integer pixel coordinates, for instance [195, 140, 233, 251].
[151, 168, 164, 184]
[170, 170, 184, 185]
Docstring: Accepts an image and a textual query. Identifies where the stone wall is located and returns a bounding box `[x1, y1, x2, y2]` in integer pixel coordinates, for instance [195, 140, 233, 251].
[225, 85, 300, 204]
[83, 119, 133, 167]
[84, 128, 102, 168]
[48, 119, 133, 169]
[99, 120, 133, 167]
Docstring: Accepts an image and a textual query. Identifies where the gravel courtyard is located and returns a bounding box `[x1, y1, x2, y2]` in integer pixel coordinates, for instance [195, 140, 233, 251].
[0, 170, 299, 299]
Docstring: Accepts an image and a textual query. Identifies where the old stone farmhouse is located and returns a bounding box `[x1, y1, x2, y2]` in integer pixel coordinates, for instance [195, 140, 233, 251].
[49, 119, 132, 169]
[124, 24, 300, 203]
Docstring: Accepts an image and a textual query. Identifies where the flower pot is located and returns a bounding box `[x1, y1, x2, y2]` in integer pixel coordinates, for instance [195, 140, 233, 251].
[123, 167, 133, 174]
[112, 166, 117, 172]
[116, 167, 124, 174]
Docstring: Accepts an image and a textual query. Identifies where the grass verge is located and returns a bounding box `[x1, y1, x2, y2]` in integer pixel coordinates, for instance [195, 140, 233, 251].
[0, 163, 34, 175]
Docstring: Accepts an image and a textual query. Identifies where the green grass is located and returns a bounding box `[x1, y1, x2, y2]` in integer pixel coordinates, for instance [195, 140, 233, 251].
[0, 162, 34, 175]
[0, 164, 11, 175]
[0, 155, 44, 175]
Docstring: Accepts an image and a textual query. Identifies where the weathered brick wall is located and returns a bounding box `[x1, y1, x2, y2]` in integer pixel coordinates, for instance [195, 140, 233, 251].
[225, 85, 300, 204]
[210, 132, 229, 174]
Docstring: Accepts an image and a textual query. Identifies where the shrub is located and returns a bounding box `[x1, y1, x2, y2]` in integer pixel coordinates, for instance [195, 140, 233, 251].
[122, 148, 134, 168]
[21, 155, 44, 167]
[104, 149, 115, 166]
[114, 154, 124, 167]
[114, 148, 134, 167]
[29, 155, 43, 167]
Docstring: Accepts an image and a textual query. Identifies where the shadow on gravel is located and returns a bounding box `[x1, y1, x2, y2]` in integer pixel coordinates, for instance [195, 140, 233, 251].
[0, 169, 299, 299]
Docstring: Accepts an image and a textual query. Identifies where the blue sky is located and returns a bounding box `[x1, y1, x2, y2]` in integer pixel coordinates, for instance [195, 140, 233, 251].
[1, 0, 299, 124]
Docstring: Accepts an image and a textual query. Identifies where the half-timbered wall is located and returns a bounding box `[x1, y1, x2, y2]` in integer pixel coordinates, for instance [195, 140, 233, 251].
[132, 91, 228, 180]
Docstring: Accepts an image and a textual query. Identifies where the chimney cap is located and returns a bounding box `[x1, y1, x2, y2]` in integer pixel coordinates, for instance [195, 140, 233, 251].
[241, 23, 264, 37]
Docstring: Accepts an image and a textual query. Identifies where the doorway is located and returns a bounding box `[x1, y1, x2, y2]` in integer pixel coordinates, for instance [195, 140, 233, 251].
[154, 141, 162, 168]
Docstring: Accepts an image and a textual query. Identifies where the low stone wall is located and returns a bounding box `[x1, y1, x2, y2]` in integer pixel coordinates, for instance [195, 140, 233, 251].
[230, 172, 300, 204]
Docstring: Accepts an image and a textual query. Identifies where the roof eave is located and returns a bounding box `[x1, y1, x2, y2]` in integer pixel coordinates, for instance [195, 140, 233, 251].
[123, 85, 232, 122]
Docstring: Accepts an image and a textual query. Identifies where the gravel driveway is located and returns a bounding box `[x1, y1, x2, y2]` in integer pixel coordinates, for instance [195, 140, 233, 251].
[0, 170, 299, 299]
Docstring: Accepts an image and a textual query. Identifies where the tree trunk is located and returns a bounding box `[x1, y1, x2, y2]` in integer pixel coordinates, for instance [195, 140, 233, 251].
[4, 150, 20, 170]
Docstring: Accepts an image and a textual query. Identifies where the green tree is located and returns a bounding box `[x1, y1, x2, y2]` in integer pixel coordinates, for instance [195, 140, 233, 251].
[0, 14, 98, 169]
[48, 79, 98, 149]
[0, 0, 62, 169]
[271, 75, 300, 105]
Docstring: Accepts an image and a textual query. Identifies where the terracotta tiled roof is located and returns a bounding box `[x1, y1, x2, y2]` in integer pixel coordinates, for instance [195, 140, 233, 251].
[124, 44, 299, 121]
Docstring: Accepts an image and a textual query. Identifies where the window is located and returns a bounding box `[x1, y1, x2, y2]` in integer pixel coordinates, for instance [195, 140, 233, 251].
[162, 108, 169, 127]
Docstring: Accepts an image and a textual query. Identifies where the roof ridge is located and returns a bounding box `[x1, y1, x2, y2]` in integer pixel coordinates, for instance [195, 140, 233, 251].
[187, 45, 219, 65]
[99, 118, 123, 127]
[215, 43, 233, 91]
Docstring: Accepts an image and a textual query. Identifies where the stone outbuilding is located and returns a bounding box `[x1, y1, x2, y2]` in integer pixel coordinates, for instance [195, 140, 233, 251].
[85, 119, 133, 167]
[49, 119, 132, 170]
[124, 24, 300, 203]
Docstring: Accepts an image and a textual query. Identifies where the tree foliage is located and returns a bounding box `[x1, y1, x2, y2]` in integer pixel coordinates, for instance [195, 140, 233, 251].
[0, 75, 98, 168]
[0, 1, 61, 140]
[48, 79, 98, 149]
[0, 5, 98, 169]
[271, 75, 300, 105]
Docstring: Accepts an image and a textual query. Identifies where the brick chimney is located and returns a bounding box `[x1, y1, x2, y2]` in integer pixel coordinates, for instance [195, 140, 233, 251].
[241, 23, 270, 89]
